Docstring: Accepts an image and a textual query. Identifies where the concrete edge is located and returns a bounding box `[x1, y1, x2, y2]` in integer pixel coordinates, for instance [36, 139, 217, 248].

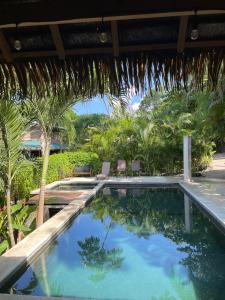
[0, 178, 180, 290]
[31, 178, 99, 195]
[2, 177, 225, 300]
[0, 182, 104, 289]
[179, 181, 225, 230]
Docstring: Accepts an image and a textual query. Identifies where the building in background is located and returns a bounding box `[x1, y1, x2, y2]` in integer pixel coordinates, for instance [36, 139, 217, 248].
[21, 124, 67, 157]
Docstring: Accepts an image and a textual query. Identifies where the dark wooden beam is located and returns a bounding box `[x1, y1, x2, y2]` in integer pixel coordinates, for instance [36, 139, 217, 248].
[0, 29, 12, 62]
[111, 21, 119, 57]
[120, 43, 176, 53]
[49, 25, 65, 60]
[1, 9, 224, 29]
[177, 16, 188, 53]
[185, 40, 225, 48]
[8, 39, 225, 61]
[14, 50, 58, 58]
[13, 47, 112, 59]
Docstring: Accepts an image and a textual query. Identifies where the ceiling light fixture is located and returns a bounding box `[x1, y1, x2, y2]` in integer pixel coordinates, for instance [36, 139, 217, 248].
[191, 10, 199, 41]
[14, 24, 22, 51]
[98, 17, 108, 44]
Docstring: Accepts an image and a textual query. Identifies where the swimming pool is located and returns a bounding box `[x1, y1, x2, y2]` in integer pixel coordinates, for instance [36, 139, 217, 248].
[49, 182, 97, 191]
[2, 185, 225, 299]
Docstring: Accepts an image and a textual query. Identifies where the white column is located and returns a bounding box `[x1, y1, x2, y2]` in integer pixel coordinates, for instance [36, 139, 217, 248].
[184, 194, 193, 233]
[183, 135, 192, 181]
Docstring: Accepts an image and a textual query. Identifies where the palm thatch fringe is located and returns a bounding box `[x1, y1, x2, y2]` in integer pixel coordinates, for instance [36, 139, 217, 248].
[0, 48, 225, 98]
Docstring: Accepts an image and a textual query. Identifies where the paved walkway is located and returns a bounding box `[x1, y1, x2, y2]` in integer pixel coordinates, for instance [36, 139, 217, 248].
[182, 178, 225, 229]
[203, 153, 225, 179]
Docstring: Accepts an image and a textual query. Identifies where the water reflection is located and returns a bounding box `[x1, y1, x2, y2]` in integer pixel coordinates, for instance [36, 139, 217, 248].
[78, 235, 123, 282]
[3, 187, 225, 300]
[118, 188, 127, 198]
[86, 187, 225, 300]
[184, 195, 193, 233]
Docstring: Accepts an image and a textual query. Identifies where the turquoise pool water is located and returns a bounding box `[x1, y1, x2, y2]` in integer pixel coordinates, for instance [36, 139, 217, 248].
[49, 182, 97, 191]
[3, 186, 225, 300]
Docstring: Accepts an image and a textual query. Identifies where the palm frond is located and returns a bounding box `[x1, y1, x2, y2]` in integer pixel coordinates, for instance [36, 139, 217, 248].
[0, 100, 25, 180]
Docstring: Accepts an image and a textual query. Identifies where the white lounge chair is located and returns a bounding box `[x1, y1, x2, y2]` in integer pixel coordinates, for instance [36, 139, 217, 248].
[96, 162, 110, 180]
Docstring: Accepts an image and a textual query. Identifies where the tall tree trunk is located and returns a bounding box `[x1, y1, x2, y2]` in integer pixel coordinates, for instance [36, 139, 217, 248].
[36, 139, 50, 227]
[6, 181, 15, 247]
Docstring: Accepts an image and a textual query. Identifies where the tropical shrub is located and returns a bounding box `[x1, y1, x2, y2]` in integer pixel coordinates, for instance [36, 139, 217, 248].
[0, 202, 37, 254]
[10, 151, 101, 201]
[36, 151, 101, 184]
[13, 161, 36, 200]
[74, 114, 109, 147]
[35, 152, 73, 185]
[66, 151, 101, 175]
[82, 89, 215, 175]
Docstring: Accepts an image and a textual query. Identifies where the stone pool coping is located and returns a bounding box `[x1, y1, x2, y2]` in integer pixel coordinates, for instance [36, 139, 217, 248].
[30, 176, 181, 194]
[0, 181, 104, 290]
[1, 176, 225, 299]
[30, 177, 99, 194]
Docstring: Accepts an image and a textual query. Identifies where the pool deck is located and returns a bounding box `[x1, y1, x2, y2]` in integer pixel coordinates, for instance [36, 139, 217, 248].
[1, 176, 225, 299]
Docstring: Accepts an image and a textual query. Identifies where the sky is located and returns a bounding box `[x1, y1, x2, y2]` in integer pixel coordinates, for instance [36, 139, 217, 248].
[73, 94, 143, 115]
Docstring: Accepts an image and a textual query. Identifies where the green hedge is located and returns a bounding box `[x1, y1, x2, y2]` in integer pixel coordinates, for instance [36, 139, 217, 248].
[36, 152, 73, 184]
[66, 151, 101, 175]
[13, 161, 37, 200]
[12, 151, 101, 199]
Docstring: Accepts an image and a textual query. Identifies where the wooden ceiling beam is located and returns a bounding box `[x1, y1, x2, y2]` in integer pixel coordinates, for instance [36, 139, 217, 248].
[0, 29, 13, 62]
[120, 43, 176, 52]
[177, 16, 188, 53]
[111, 21, 119, 57]
[7, 39, 225, 61]
[49, 24, 65, 60]
[0, 10, 225, 29]
[13, 47, 112, 59]
[185, 40, 225, 48]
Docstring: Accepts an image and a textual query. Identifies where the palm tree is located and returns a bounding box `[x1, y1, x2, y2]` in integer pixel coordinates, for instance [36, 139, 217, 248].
[26, 91, 82, 227]
[59, 109, 77, 149]
[0, 99, 26, 246]
[25, 88, 128, 227]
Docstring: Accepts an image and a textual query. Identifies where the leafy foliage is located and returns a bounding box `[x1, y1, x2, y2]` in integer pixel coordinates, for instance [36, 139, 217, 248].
[0, 99, 28, 246]
[13, 161, 36, 200]
[66, 151, 101, 175]
[36, 150, 101, 183]
[82, 89, 214, 175]
[73, 114, 109, 147]
[78, 236, 123, 282]
[35, 152, 73, 185]
[24, 91, 85, 226]
[0, 202, 37, 254]
[0, 100, 26, 184]
[9, 150, 101, 200]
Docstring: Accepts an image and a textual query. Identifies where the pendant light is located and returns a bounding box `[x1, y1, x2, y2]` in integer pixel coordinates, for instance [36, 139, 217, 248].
[98, 17, 108, 44]
[14, 24, 22, 51]
[191, 10, 199, 41]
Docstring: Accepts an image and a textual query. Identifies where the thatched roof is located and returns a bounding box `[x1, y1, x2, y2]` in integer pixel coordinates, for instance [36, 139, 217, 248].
[0, 1, 225, 97]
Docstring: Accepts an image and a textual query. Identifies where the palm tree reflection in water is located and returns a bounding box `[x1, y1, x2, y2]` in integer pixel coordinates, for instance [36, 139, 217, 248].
[78, 222, 124, 282]
[83, 187, 225, 299]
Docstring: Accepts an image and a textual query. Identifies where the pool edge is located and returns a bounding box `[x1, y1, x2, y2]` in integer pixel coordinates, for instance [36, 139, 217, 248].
[0, 182, 104, 289]
[1, 177, 225, 299]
